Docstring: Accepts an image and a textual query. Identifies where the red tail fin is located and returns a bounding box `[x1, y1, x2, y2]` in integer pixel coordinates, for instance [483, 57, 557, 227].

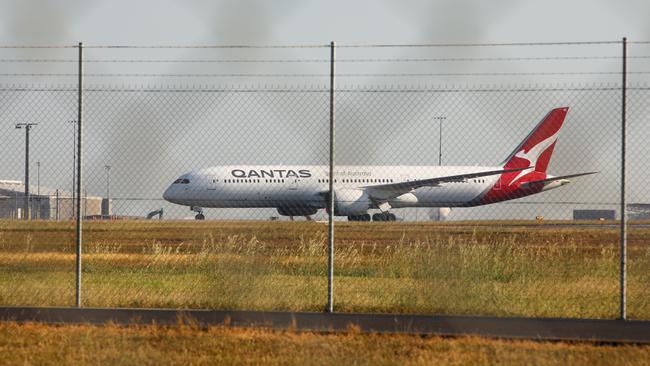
[480, 107, 569, 204]
[501, 107, 569, 173]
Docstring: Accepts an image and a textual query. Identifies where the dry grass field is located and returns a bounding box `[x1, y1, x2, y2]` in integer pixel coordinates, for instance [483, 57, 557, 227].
[0, 219, 649, 319]
[1, 322, 650, 366]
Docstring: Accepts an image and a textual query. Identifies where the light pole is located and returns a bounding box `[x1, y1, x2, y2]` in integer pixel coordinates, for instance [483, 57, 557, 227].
[434, 116, 446, 165]
[15, 123, 37, 220]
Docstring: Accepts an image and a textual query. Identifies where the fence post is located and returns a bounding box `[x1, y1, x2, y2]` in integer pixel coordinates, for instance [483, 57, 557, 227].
[75, 42, 84, 307]
[24, 125, 30, 220]
[327, 41, 336, 313]
[55, 189, 60, 221]
[619, 37, 627, 320]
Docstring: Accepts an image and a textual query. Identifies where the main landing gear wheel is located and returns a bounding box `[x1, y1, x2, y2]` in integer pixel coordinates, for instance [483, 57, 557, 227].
[347, 214, 371, 221]
[372, 212, 396, 221]
[195, 213, 205, 220]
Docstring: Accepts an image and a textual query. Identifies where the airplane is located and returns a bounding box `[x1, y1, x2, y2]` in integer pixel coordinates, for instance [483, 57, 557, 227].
[163, 107, 597, 221]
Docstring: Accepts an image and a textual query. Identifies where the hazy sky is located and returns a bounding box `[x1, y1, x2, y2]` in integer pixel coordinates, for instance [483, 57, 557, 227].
[0, 0, 649, 46]
[1, 1, 648, 220]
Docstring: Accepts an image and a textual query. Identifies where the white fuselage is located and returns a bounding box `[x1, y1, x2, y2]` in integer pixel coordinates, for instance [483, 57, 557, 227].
[162, 108, 585, 218]
[163, 165, 503, 213]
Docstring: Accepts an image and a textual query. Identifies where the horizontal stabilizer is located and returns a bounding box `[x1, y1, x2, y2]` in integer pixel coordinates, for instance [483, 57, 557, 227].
[519, 171, 598, 188]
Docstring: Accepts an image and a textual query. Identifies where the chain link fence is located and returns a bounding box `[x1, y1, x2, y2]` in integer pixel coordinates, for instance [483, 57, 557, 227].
[0, 40, 649, 319]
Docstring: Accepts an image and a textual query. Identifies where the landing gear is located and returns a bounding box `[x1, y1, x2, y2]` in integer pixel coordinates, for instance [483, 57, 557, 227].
[372, 212, 397, 221]
[190, 206, 205, 220]
[347, 212, 397, 222]
[347, 214, 371, 221]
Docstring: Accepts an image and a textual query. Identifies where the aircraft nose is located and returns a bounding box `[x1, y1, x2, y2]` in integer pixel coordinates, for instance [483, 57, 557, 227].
[163, 185, 176, 203]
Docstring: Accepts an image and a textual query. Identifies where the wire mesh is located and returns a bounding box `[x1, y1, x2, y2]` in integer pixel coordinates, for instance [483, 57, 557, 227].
[627, 85, 650, 320]
[624, 41, 650, 320]
[78, 86, 331, 309]
[332, 84, 622, 316]
[0, 41, 648, 319]
[0, 85, 78, 306]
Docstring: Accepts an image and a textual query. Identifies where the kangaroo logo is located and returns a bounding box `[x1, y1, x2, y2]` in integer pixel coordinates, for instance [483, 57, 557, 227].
[508, 130, 560, 186]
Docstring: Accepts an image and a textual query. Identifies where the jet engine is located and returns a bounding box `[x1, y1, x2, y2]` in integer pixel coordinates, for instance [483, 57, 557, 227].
[333, 188, 372, 216]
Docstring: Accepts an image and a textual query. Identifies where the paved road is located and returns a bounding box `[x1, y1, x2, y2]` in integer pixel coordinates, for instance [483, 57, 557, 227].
[2, 307, 649, 344]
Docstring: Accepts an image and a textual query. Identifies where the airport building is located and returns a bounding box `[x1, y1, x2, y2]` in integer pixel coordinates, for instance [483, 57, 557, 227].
[628, 204, 650, 221]
[0, 180, 109, 219]
[573, 205, 650, 221]
[573, 209, 616, 220]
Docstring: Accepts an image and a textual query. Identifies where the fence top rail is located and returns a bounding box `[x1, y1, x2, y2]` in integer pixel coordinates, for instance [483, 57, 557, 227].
[4, 55, 650, 63]
[338, 40, 625, 48]
[0, 44, 330, 49]
[1, 40, 646, 49]
[1, 82, 648, 93]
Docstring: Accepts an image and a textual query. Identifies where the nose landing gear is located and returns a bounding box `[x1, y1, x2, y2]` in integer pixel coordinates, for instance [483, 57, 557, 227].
[190, 206, 205, 220]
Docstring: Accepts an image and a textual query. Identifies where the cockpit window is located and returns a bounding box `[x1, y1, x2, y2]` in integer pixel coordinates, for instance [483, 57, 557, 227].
[173, 178, 190, 184]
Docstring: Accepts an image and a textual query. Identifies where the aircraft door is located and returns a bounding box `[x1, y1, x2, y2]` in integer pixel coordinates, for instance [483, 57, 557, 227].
[208, 176, 218, 191]
[288, 178, 299, 191]
[494, 176, 502, 190]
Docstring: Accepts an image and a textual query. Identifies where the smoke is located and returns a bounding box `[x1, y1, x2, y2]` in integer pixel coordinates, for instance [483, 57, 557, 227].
[0, 0, 648, 219]
[154, 1, 328, 166]
[1, 1, 72, 45]
[332, 0, 518, 164]
[0, 0, 94, 70]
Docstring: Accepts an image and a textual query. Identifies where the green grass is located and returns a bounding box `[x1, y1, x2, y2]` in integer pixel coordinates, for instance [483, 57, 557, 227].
[0, 219, 649, 319]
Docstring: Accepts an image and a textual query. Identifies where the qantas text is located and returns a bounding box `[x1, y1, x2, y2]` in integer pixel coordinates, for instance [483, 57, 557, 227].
[231, 169, 312, 178]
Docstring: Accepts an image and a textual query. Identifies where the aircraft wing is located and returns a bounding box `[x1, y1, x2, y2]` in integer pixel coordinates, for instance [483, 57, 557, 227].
[518, 171, 599, 189]
[364, 166, 531, 201]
